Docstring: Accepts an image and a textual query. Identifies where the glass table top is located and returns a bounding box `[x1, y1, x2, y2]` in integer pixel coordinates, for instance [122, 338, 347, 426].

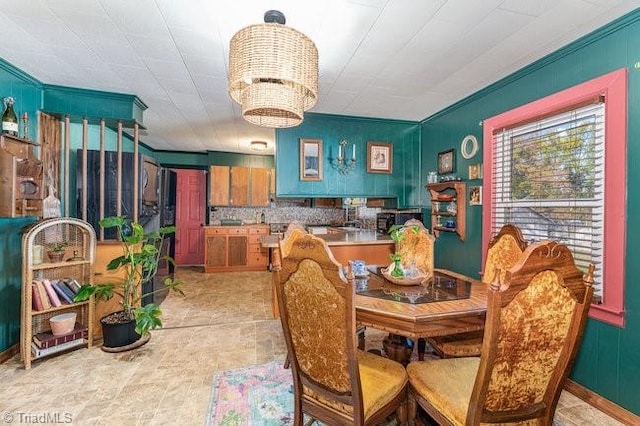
[355, 267, 472, 304]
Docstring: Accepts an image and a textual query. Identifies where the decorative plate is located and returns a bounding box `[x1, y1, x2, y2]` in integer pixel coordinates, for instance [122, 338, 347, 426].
[381, 268, 430, 286]
[437, 194, 455, 201]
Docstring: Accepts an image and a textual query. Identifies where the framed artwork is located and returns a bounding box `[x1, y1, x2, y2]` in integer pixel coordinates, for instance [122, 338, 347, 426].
[468, 163, 483, 180]
[470, 185, 482, 205]
[437, 149, 455, 174]
[299, 138, 323, 181]
[367, 142, 393, 174]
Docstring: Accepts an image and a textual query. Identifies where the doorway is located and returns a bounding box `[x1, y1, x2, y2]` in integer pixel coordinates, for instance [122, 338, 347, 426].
[174, 169, 207, 265]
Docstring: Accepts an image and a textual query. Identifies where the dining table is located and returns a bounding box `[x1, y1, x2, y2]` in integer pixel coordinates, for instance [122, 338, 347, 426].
[355, 266, 488, 360]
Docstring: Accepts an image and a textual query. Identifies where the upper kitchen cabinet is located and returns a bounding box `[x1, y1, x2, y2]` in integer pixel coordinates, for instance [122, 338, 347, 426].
[274, 113, 422, 207]
[209, 166, 274, 207]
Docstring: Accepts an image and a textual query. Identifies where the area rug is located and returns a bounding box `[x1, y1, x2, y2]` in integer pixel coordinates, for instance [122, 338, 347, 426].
[206, 361, 294, 425]
[206, 360, 565, 426]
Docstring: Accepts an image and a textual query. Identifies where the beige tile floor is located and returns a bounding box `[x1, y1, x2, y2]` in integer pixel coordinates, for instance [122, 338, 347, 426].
[0, 268, 626, 425]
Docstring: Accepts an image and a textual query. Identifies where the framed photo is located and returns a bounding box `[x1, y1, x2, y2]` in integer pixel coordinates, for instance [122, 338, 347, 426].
[470, 185, 482, 205]
[299, 138, 323, 181]
[367, 142, 393, 174]
[437, 149, 455, 174]
[468, 163, 483, 180]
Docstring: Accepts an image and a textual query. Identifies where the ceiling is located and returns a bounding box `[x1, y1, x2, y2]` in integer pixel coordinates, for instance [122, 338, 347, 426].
[0, 1, 637, 155]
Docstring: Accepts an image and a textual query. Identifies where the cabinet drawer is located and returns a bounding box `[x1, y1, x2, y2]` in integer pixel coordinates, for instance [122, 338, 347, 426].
[248, 253, 269, 266]
[249, 235, 266, 245]
[228, 227, 248, 235]
[207, 228, 228, 235]
[248, 243, 267, 254]
[249, 227, 269, 235]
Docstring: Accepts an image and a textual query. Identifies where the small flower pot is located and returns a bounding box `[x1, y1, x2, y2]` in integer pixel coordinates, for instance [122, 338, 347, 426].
[47, 251, 65, 263]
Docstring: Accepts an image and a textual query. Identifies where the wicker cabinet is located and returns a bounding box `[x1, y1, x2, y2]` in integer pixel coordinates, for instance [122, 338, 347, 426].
[21, 218, 95, 369]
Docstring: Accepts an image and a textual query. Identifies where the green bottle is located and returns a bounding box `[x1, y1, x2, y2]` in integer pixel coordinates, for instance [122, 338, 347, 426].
[2, 97, 18, 136]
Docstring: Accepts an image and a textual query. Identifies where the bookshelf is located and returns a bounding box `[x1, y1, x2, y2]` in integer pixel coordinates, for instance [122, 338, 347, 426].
[21, 218, 96, 369]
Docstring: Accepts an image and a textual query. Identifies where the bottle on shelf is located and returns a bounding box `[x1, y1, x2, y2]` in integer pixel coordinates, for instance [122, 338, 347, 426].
[2, 96, 18, 136]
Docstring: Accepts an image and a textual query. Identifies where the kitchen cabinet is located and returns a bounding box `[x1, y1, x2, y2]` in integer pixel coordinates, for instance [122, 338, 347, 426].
[204, 225, 269, 272]
[426, 182, 466, 242]
[312, 198, 342, 208]
[209, 166, 274, 207]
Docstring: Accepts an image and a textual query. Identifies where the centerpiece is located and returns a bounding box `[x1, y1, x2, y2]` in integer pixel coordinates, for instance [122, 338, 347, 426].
[381, 223, 431, 286]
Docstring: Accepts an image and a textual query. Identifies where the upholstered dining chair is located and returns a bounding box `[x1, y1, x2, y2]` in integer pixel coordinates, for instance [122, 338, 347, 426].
[427, 224, 528, 358]
[395, 219, 435, 277]
[276, 231, 409, 425]
[406, 240, 594, 426]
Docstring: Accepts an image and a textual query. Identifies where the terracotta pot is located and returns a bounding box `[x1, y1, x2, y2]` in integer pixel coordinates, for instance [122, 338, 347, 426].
[47, 251, 65, 263]
[100, 312, 141, 348]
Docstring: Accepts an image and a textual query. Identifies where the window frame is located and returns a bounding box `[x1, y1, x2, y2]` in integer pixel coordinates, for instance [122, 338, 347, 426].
[482, 68, 627, 327]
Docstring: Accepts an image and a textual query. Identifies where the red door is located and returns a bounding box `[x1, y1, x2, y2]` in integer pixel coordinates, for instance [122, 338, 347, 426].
[174, 169, 206, 265]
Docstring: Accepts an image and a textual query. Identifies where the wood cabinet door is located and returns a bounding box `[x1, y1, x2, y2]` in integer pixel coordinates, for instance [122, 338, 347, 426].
[210, 165, 230, 205]
[206, 234, 227, 267]
[230, 167, 249, 206]
[250, 168, 270, 206]
[228, 235, 248, 266]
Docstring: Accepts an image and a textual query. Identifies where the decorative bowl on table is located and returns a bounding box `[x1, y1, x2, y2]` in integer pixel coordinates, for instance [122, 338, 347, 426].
[381, 267, 430, 286]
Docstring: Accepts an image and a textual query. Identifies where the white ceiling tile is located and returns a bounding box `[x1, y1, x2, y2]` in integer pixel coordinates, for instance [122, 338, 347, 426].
[0, 1, 634, 152]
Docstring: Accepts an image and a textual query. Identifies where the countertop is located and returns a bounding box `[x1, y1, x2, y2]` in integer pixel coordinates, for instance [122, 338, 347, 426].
[260, 230, 392, 248]
[204, 223, 269, 228]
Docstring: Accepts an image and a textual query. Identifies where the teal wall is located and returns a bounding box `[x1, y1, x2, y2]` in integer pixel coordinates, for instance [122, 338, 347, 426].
[421, 10, 640, 414]
[275, 113, 421, 206]
[0, 59, 42, 352]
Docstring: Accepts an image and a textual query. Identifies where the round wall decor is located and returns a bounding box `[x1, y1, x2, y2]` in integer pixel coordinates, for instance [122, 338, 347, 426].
[461, 134, 479, 159]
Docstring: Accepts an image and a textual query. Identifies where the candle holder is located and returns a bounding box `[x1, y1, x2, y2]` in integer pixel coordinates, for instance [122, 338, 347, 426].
[331, 139, 356, 175]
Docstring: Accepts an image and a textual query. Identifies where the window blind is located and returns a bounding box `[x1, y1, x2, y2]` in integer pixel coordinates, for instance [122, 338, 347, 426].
[491, 101, 605, 298]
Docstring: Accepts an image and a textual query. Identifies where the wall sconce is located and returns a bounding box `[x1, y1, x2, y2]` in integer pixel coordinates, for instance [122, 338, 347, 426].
[331, 139, 356, 175]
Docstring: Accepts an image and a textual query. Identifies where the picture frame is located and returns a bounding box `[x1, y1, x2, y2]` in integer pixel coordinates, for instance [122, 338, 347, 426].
[367, 142, 393, 174]
[470, 185, 482, 205]
[437, 149, 455, 174]
[299, 138, 323, 181]
[468, 163, 483, 180]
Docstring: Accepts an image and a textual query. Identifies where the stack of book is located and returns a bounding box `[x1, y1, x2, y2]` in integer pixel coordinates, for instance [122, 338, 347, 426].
[31, 278, 82, 311]
[31, 323, 88, 357]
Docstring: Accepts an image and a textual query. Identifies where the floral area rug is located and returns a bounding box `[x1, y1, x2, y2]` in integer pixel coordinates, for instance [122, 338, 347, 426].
[206, 361, 294, 426]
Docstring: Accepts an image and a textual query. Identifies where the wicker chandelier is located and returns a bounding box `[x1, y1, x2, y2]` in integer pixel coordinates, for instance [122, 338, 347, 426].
[228, 10, 318, 128]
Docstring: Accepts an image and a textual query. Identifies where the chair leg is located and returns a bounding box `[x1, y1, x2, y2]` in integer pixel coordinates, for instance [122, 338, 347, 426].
[396, 400, 408, 426]
[417, 338, 426, 361]
[284, 354, 290, 369]
[357, 326, 366, 350]
[408, 389, 417, 426]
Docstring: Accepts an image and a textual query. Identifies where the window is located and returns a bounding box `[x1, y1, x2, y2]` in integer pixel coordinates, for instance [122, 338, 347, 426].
[482, 69, 627, 327]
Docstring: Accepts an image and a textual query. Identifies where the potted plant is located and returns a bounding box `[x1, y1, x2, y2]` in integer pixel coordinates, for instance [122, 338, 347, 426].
[46, 242, 67, 263]
[74, 216, 184, 349]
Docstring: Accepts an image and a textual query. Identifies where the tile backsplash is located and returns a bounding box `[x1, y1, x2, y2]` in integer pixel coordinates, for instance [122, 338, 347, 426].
[210, 201, 381, 229]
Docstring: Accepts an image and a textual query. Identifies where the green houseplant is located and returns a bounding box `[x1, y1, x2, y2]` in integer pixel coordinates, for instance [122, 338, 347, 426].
[74, 216, 184, 347]
[46, 241, 68, 263]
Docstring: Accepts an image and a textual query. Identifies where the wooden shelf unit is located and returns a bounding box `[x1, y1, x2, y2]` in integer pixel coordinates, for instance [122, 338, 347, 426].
[426, 182, 466, 242]
[0, 134, 44, 218]
[21, 218, 96, 369]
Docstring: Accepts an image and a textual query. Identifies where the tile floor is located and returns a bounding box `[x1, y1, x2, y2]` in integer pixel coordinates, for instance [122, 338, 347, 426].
[0, 268, 626, 425]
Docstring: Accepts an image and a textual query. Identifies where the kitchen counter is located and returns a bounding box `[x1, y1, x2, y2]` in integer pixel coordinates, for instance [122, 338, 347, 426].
[263, 228, 395, 319]
[260, 229, 392, 248]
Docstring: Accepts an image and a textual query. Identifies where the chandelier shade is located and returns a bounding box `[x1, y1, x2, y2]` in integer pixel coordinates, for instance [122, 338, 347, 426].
[228, 11, 318, 128]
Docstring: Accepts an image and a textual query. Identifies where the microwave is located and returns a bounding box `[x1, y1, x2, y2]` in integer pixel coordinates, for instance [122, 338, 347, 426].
[376, 211, 423, 234]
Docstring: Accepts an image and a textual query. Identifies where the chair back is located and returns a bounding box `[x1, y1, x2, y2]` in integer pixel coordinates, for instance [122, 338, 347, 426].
[276, 232, 366, 423]
[468, 240, 594, 424]
[482, 224, 528, 285]
[396, 219, 435, 276]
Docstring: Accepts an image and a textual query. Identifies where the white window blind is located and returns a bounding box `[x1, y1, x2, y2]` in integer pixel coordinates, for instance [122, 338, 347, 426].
[491, 101, 605, 298]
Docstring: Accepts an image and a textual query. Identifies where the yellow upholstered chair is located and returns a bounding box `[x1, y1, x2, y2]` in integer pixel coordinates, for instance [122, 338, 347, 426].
[395, 219, 435, 277]
[427, 224, 527, 358]
[276, 232, 408, 425]
[407, 241, 594, 426]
